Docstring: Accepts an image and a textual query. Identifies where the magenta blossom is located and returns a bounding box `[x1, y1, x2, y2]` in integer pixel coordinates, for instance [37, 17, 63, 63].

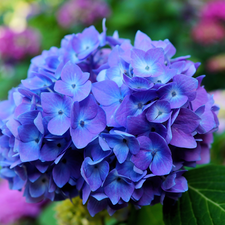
[0, 26, 40, 61]
[192, 20, 225, 45]
[0, 180, 44, 224]
[57, 0, 111, 28]
[201, 0, 225, 21]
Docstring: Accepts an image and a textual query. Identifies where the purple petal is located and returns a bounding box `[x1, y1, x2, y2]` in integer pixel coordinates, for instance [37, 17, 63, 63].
[92, 80, 121, 106]
[48, 115, 70, 135]
[73, 81, 91, 102]
[53, 163, 70, 188]
[144, 48, 164, 65]
[170, 127, 197, 148]
[123, 75, 153, 91]
[85, 107, 106, 135]
[61, 62, 89, 85]
[116, 160, 146, 182]
[115, 95, 137, 127]
[104, 170, 134, 205]
[127, 136, 140, 155]
[40, 139, 67, 161]
[79, 95, 99, 120]
[146, 100, 171, 123]
[81, 158, 109, 191]
[101, 102, 121, 127]
[106, 66, 124, 87]
[113, 143, 129, 164]
[131, 136, 153, 170]
[134, 30, 152, 49]
[87, 197, 108, 217]
[41, 93, 72, 117]
[150, 147, 172, 176]
[29, 179, 46, 198]
[71, 126, 94, 149]
[173, 108, 200, 133]
[34, 113, 44, 134]
[18, 141, 41, 162]
[18, 125, 40, 142]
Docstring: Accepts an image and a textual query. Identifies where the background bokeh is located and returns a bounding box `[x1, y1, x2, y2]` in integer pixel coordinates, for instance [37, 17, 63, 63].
[0, 0, 225, 224]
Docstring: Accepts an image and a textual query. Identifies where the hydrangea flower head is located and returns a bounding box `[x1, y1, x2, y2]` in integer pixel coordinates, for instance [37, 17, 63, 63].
[0, 22, 219, 216]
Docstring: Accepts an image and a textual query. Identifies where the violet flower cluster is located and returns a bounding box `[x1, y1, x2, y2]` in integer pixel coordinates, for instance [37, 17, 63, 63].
[0, 26, 40, 62]
[0, 21, 219, 216]
[57, 0, 110, 28]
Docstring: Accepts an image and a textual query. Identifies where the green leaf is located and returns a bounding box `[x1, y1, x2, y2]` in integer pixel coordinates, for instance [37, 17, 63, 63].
[37, 202, 58, 225]
[128, 204, 163, 225]
[163, 165, 225, 225]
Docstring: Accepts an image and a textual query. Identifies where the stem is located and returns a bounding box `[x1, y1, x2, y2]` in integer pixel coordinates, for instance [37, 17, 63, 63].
[100, 216, 105, 225]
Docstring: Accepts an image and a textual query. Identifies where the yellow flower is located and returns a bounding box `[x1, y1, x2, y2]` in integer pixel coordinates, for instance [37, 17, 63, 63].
[55, 197, 108, 225]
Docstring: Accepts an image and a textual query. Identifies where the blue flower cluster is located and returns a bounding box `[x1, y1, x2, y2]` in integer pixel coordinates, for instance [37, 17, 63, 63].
[0, 21, 219, 216]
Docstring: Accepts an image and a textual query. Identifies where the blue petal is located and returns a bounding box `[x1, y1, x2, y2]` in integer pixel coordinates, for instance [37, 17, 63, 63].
[146, 100, 171, 123]
[29, 176, 48, 198]
[113, 143, 129, 164]
[92, 80, 121, 106]
[18, 140, 41, 162]
[53, 162, 70, 188]
[104, 170, 134, 205]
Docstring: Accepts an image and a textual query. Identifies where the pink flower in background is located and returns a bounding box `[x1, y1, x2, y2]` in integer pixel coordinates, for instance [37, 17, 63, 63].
[57, 0, 111, 28]
[192, 19, 225, 45]
[0, 180, 44, 225]
[210, 90, 225, 133]
[201, 0, 225, 21]
[0, 27, 40, 62]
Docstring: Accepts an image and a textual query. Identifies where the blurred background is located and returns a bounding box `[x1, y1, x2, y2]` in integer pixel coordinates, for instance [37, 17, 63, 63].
[0, 0, 225, 224]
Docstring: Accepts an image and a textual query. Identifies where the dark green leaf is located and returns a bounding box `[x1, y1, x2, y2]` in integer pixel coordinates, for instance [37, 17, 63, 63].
[127, 204, 163, 225]
[163, 165, 225, 225]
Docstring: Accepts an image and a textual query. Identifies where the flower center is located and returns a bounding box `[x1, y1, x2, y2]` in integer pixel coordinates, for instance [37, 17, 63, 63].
[80, 120, 85, 127]
[138, 102, 143, 109]
[71, 84, 76, 89]
[145, 65, 150, 71]
[151, 149, 157, 156]
[158, 111, 162, 116]
[58, 110, 64, 115]
[151, 127, 156, 132]
[171, 91, 177, 97]
[42, 178, 46, 183]
[35, 138, 39, 143]
[57, 143, 62, 148]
